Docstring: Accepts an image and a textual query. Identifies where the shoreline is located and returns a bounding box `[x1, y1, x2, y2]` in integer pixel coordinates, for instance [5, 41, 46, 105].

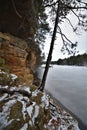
[46, 90, 87, 130]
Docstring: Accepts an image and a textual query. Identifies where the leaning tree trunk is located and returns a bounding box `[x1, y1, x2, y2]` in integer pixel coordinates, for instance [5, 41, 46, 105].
[39, 1, 60, 91]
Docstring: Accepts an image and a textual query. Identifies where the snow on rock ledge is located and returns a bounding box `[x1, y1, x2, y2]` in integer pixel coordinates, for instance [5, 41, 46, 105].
[0, 85, 80, 130]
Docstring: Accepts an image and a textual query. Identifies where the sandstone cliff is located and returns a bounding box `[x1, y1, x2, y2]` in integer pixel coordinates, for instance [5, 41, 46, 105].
[0, 0, 40, 85]
[0, 32, 37, 85]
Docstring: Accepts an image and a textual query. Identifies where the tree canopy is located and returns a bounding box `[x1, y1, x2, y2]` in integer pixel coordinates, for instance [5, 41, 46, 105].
[41, 0, 87, 54]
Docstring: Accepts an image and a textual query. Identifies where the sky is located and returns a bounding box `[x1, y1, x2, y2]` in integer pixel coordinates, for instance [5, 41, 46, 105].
[43, 5, 87, 61]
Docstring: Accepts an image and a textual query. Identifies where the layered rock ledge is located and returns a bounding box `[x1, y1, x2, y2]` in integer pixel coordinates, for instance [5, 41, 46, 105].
[0, 32, 36, 85]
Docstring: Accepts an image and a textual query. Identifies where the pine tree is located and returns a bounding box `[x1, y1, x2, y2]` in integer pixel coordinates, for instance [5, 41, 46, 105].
[39, 0, 87, 91]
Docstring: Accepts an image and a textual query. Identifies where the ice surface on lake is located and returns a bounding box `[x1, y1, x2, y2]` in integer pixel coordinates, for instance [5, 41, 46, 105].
[38, 65, 87, 127]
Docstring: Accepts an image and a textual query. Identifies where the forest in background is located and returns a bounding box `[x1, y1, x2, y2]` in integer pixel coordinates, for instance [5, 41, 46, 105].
[50, 53, 87, 66]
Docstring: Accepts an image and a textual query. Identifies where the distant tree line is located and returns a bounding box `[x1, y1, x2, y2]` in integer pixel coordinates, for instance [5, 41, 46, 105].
[51, 53, 87, 66]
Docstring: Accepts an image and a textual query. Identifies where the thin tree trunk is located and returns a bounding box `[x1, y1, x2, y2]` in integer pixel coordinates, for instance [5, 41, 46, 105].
[39, 1, 60, 91]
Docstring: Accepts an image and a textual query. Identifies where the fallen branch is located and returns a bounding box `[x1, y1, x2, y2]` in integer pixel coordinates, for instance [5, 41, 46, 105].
[0, 88, 31, 98]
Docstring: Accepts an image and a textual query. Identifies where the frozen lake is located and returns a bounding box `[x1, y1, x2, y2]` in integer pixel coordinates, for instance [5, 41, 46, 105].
[38, 65, 87, 129]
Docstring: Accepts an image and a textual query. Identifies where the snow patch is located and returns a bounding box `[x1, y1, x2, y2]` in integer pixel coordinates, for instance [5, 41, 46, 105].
[23, 86, 31, 93]
[41, 93, 49, 109]
[32, 89, 39, 97]
[17, 94, 28, 120]
[0, 99, 16, 129]
[0, 69, 18, 82]
[32, 105, 39, 124]
[10, 74, 18, 81]
[29, 120, 32, 126]
[20, 123, 28, 130]
[27, 104, 33, 118]
[0, 93, 8, 101]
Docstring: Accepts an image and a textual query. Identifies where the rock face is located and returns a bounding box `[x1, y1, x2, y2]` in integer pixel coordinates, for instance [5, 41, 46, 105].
[0, 0, 37, 39]
[0, 32, 36, 85]
[0, 0, 41, 85]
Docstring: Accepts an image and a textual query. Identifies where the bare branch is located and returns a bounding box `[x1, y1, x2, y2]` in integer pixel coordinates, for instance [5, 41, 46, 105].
[63, 16, 75, 31]
[44, 1, 57, 8]
[66, 6, 87, 10]
[76, 1, 87, 5]
[57, 26, 71, 54]
[71, 9, 87, 31]
[11, 0, 22, 18]
[57, 25, 78, 55]
[57, 27, 74, 45]
[71, 9, 82, 23]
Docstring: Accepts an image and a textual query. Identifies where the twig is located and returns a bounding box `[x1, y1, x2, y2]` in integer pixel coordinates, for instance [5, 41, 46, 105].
[63, 16, 75, 31]
[57, 26, 70, 53]
[44, 1, 57, 8]
[71, 9, 86, 24]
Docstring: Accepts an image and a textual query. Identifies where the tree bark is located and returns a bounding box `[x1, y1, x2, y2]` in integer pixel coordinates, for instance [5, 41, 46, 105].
[39, 1, 60, 91]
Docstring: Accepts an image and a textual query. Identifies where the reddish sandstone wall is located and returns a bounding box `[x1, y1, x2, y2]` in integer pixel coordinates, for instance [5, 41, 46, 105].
[0, 32, 36, 85]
